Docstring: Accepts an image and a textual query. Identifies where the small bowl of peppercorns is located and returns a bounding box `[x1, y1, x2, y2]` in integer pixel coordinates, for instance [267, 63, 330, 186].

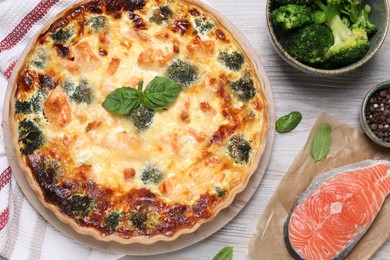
[361, 81, 390, 148]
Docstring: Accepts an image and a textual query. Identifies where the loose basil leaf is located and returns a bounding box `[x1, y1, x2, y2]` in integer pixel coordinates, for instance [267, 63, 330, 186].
[311, 123, 331, 162]
[143, 76, 182, 109]
[102, 87, 142, 115]
[276, 111, 302, 133]
[213, 246, 233, 260]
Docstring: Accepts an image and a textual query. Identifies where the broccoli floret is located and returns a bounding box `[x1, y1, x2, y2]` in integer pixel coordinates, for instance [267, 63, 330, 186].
[16, 90, 46, 115]
[215, 186, 227, 198]
[341, 15, 351, 27]
[63, 194, 95, 219]
[72, 85, 94, 104]
[318, 0, 377, 38]
[218, 51, 245, 71]
[61, 80, 75, 94]
[313, 0, 370, 67]
[30, 90, 46, 114]
[30, 156, 62, 185]
[275, 0, 313, 5]
[325, 27, 369, 67]
[339, 0, 377, 36]
[71, 79, 94, 104]
[141, 165, 164, 185]
[130, 103, 155, 130]
[150, 5, 173, 24]
[61, 79, 93, 104]
[340, 0, 362, 23]
[27, 155, 65, 205]
[275, 0, 371, 68]
[105, 211, 120, 232]
[194, 18, 214, 34]
[281, 24, 334, 66]
[18, 119, 44, 155]
[314, 10, 327, 24]
[227, 136, 251, 164]
[15, 100, 32, 114]
[166, 60, 198, 87]
[88, 16, 107, 32]
[130, 208, 147, 230]
[31, 49, 48, 70]
[271, 4, 314, 31]
[229, 75, 256, 101]
[51, 28, 73, 43]
[350, 5, 377, 37]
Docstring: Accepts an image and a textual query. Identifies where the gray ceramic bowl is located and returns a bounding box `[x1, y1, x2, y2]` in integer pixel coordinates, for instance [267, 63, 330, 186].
[266, 0, 389, 76]
[361, 81, 390, 148]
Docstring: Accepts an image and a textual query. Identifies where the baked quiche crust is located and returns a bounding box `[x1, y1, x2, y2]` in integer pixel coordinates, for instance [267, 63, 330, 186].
[9, 0, 269, 244]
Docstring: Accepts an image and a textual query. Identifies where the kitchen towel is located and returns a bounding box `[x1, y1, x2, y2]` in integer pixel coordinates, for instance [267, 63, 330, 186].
[0, 0, 124, 259]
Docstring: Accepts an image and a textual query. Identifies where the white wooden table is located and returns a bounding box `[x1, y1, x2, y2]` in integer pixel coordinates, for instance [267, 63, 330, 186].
[119, 0, 390, 259]
[0, 0, 387, 258]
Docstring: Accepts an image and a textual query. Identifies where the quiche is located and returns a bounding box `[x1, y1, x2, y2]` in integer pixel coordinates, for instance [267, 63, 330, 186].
[9, 0, 269, 244]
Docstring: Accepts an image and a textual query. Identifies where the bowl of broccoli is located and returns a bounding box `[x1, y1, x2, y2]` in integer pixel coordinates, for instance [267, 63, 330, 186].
[267, 0, 389, 75]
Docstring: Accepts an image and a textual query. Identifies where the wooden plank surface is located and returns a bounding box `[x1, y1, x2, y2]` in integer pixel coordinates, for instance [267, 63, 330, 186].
[2, 0, 275, 255]
[117, 0, 390, 259]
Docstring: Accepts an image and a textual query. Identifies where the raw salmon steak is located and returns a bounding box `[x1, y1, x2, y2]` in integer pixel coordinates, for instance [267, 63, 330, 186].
[284, 160, 390, 260]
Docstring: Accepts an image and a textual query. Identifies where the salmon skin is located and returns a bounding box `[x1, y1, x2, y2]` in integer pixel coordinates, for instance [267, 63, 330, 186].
[284, 160, 390, 260]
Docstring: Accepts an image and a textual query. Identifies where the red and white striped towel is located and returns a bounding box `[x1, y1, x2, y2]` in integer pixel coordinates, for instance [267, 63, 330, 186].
[0, 1, 123, 259]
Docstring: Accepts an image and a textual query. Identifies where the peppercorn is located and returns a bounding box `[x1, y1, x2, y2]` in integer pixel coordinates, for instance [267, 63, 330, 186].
[365, 87, 390, 143]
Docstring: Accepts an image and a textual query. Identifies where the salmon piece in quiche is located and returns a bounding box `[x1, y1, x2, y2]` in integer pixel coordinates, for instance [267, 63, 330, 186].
[72, 42, 102, 72]
[137, 47, 172, 68]
[44, 88, 72, 127]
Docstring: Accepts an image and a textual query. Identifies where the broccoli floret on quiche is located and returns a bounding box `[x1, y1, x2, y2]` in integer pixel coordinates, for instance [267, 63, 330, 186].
[88, 15, 108, 32]
[63, 194, 95, 219]
[31, 49, 48, 70]
[150, 5, 173, 24]
[141, 165, 164, 185]
[18, 119, 44, 155]
[38, 159, 62, 185]
[229, 75, 256, 101]
[218, 51, 245, 71]
[61, 80, 75, 94]
[130, 104, 155, 130]
[194, 18, 214, 34]
[30, 90, 47, 114]
[16, 90, 46, 115]
[62, 78, 94, 104]
[28, 155, 63, 186]
[215, 186, 227, 198]
[166, 59, 198, 87]
[72, 84, 94, 104]
[15, 100, 32, 114]
[105, 211, 121, 232]
[51, 28, 73, 43]
[227, 135, 252, 164]
[130, 207, 148, 230]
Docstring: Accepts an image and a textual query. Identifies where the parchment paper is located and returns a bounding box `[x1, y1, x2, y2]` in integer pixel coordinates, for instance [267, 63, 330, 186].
[248, 113, 390, 259]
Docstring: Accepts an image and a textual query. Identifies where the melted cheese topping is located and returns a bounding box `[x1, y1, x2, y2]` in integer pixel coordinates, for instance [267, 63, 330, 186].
[14, 0, 267, 209]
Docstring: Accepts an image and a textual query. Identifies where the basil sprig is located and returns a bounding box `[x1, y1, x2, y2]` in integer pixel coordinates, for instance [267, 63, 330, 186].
[102, 76, 182, 114]
[311, 123, 331, 162]
[213, 246, 233, 260]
